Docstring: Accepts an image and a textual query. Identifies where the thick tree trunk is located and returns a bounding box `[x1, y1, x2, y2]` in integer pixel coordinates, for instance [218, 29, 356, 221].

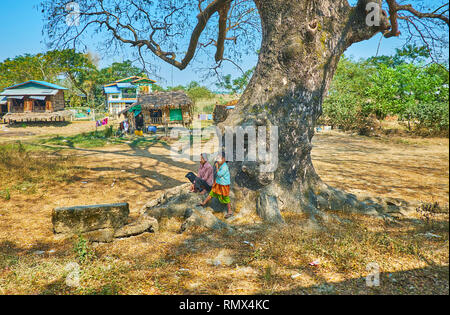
[219, 0, 389, 223]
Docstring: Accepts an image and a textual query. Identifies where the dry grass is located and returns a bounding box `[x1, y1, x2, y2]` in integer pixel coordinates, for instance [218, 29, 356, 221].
[0, 131, 448, 295]
[0, 142, 85, 199]
[0, 121, 99, 143]
[1, 212, 448, 295]
[312, 131, 449, 205]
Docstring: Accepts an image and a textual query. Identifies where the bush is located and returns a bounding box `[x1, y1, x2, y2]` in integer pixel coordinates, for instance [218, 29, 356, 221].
[322, 54, 449, 137]
[411, 101, 449, 137]
[164, 81, 215, 103]
[186, 86, 214, 102]
[322, 91, 378, 135]
[0, 188, 10, 201]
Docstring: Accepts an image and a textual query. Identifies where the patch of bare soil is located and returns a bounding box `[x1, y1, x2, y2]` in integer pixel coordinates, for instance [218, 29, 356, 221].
[312, 131, 449, 205]
[0, 121, 98, 142]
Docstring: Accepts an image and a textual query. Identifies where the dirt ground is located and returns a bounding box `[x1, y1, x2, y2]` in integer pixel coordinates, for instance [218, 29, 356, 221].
[312, 132, 449, 205]
[0, 121, 98, 142]
[0, 128, 448, 295]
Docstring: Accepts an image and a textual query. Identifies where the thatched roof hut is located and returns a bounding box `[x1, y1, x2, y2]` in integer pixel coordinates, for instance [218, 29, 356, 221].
[138, 91, 193, 109]
[121, 91, 194, 129]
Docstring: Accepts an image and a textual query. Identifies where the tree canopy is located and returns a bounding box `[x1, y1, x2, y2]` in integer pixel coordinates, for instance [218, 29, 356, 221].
[40, 0, 449, 74]
[0, 50, 150, 108]
[322, 46, 449, 136]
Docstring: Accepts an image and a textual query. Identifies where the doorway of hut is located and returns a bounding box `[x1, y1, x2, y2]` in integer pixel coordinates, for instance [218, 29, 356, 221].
[0, 104, 7, 118]
[11, 98, 25, 113]
[169, 108, 182, 122]
[33, 99, 46, 112]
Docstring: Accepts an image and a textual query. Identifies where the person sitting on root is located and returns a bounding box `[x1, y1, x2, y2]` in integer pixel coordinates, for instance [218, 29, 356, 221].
[185, 153, 214, 195]
[199, 151, 233, 219]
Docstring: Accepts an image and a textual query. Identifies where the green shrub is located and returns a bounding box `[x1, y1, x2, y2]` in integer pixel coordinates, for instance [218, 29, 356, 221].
[187, 86, 214, 102]
[73, 235, 94, 264]
[0, 188, 10, 201]
[411, 101, 449, 136]
[322, 53, 449, 137]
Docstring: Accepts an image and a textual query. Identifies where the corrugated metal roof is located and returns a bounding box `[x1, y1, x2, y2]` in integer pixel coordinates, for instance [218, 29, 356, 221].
[116, 83, 136, 89]
[104, 86, 121, 94]
[5, 80, 68, 90]
[108, 100, 137, 104]
[0, 89, 59, 96]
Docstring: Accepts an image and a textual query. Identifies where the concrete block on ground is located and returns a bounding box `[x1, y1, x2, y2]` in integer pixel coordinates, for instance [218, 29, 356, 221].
[52, 203, 130, 235]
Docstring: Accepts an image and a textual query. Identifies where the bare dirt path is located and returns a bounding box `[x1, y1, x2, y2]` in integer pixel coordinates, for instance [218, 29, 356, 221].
[312, 131, 449, 205]
[0, 121, 99, 143]
[0, 131, 448, 295]
[1, 131, 447, 246]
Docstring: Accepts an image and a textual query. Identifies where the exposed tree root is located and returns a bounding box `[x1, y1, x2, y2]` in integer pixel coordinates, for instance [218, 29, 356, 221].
[141, 184, 234, 234]
[140, 182, 419, 234]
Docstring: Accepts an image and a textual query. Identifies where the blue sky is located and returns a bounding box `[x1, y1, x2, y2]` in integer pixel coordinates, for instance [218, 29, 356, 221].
[0, 0, 443, 88]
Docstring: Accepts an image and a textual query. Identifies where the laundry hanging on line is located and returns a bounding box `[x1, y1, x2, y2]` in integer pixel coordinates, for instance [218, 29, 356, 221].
[198, 114, 212, 121]
[96, 118, 109, 127]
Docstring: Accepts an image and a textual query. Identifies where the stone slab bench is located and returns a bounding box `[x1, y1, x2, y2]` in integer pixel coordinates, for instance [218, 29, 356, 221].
[52, 203, 159, 242]
[52, 203, 130, 235]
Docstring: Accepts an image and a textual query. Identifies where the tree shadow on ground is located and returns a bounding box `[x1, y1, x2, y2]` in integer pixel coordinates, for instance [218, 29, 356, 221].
[90, 162, 186, 193]
[8, 121, 72, 128]
[273, 265, 449, 295]
[132, 207, 449, 295]
[40, 140, 196, 171]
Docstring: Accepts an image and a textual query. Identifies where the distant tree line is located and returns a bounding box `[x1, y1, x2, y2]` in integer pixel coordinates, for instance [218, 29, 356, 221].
[152, 68, 255, 103]
[0, 49, 256, 112]
[152, 81, 215, 103]
[321, 45, 449, 137]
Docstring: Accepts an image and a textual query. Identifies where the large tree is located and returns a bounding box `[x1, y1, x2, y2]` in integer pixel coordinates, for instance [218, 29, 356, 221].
[41, 0, 449, 222]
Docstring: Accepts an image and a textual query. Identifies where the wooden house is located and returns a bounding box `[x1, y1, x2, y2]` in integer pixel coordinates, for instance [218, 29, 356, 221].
[121, 91, 194, 129]
[0, 80, 70, 123]
[104, 76, 156, 116]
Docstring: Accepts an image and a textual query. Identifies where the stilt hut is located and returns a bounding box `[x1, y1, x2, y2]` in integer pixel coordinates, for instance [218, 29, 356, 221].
[0, 80, 71, 124]
[121, 91, 194, 130]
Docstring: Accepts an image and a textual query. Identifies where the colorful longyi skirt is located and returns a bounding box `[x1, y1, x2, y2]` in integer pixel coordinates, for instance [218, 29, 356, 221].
[209, 183, 230, 204]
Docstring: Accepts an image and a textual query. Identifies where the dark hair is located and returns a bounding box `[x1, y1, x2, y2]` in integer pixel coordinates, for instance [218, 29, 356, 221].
[221, 151, 226, 159]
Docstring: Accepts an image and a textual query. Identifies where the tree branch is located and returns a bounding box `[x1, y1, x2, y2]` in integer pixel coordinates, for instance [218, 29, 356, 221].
[384, 0, 449, 38]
